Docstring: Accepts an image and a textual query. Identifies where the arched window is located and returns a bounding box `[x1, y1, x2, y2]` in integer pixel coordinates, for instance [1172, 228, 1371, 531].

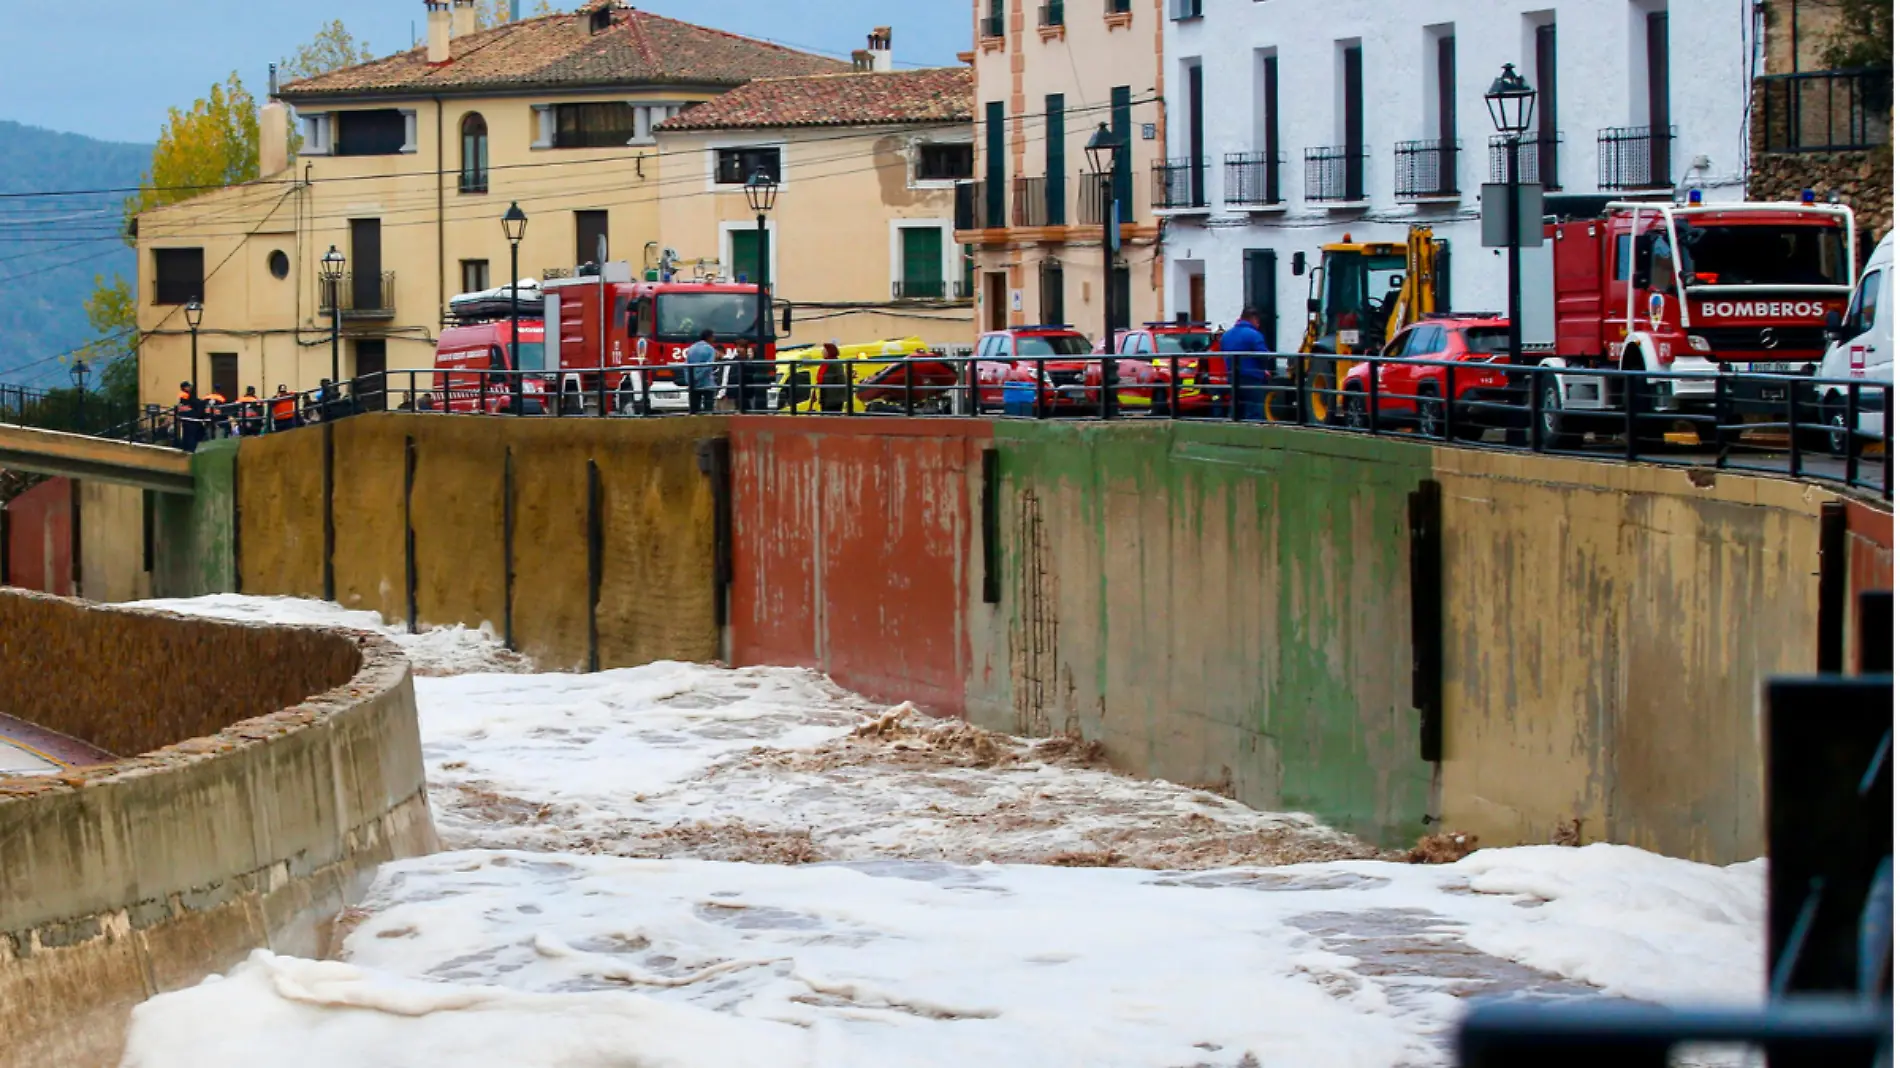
[460, 113, 488, 194]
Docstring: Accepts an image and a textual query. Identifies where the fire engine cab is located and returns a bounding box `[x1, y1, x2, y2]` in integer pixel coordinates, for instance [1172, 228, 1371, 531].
[1525, 193, 1857, 441]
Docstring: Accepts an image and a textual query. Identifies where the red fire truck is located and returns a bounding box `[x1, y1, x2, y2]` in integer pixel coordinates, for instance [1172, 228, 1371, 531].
[1528, 194, 1858, 443]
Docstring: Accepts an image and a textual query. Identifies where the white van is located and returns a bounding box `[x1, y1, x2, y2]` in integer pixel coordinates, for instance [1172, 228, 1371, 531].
[1816, 232, 1892, 453]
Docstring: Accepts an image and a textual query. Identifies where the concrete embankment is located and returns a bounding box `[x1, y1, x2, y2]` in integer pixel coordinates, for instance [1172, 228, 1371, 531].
[0, 589, 436, 1068]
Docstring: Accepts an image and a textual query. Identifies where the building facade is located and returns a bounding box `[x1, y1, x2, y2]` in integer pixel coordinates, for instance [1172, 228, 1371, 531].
[959, 0, 1169, 344]
[133, 0, 850, 407]
[1164, 0, 1759, 349]
[653, 61, 976, 348]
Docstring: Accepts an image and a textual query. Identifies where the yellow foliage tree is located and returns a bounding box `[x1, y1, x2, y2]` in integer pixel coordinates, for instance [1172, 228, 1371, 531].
[280, 19, 375, 82]
[476, 0, 559, 30]
[124, 73, 259, 219]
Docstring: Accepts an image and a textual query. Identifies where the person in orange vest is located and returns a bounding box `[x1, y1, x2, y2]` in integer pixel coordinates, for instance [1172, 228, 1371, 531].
[174, 381, 204, 450]
[203, 385, 230, 438]
[237, 387, 264, 436]
[270, 384, 298, 433]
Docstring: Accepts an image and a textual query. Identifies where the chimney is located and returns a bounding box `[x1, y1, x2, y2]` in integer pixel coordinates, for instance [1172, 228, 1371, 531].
[259, 99, 290, 176]
[451, 0, 477, 38]
[851, 49, 873, 72]
[425, 0, 451, 65]
[867, 27, 893, 72]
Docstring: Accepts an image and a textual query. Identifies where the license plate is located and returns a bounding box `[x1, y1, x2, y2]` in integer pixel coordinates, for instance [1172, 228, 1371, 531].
[1062, 386, 1088, 401]
[1749, 362, 1801, 374]
[1760, 387, 1788, 402]
[1339, 329, 1361, 347]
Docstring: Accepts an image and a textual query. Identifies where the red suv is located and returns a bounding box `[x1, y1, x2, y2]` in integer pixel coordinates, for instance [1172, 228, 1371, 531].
[1110, 322, 1224, 414]
[1340, 317, 1522, 438]
[978, 325, 1170, 413]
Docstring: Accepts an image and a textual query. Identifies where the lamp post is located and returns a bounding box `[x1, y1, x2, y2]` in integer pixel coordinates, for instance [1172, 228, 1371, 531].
[70, 358, 90, 432]
[183, 297, 205, 399]
[1485, 63, 1536, 368]
[743, 168, 779, 415]
[502, 202, 529, 412]
[1085, 123, 1125, 418]
[319, 246, 346, 388]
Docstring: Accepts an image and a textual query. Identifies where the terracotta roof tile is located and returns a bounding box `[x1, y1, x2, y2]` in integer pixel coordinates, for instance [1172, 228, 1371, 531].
[654, 67, 974, 132]
[278, 4, 850, 100]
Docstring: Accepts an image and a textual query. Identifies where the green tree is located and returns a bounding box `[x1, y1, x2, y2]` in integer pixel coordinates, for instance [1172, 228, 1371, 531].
[279, 20, 375, 82]
[124, 73, 259, 219]
[476, 0, 558, 29]
[1817, 0, 1894, 68]
[80, 274, 139, 416]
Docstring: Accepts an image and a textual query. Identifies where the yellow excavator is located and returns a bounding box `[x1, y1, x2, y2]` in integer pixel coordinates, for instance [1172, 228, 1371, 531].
[1283, 225, 1447, 423]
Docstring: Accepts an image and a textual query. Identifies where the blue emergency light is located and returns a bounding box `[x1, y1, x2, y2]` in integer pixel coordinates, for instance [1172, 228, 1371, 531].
[1801, 188, 1817, 204]
[1688, 189, 1702, 205]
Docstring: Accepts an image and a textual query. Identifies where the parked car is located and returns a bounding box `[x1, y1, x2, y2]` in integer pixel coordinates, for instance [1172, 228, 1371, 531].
[1340, 316, 1523, 438]
[1111, 322, 1225, 414]
[980, 325, 1171, 414]
[1813, 232, 1892, 455]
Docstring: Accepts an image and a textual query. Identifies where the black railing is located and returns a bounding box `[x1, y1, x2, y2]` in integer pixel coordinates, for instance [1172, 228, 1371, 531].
[1597, 125, 1674, 190]
[1152, 157, 1207, 209]
[458, 170, 488, 195]
[1305, 145, 1366, 202]
[1488, 133, 1562, 189]
[1038, 0, 1063, 26]
[1105, 0, 1131, 12]
[319, 271, 397, 318]
[1393, 139, 1459, 197]
[980, 12, 1004, 37]
[892, 279, 949, 299]
[955, 181, 980, 230]
[1760, 68, 1893, 153]
[0, 384, 138, 438]
[1012, 175, 1048, 227]
[1224, 151, 1283, 207]
[1076, 171, 1111, 225]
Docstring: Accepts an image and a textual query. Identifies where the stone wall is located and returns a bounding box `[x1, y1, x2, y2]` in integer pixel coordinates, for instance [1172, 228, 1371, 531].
[0, 590, 437, 1068]
[1749, 76, 1894, 240]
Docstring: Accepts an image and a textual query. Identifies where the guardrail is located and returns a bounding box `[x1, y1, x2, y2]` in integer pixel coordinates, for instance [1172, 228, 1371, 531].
[6, 354, 1891, 500]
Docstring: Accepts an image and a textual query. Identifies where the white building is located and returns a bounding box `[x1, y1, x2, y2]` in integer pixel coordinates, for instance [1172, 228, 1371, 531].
[1162, 0, 1756, 348]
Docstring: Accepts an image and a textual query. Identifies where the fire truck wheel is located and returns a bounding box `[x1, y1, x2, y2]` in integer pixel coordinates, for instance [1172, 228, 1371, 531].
[1538, 379, 1580, 449]
[615, 383, 648, 416]
[1825, 396, 1851, 457]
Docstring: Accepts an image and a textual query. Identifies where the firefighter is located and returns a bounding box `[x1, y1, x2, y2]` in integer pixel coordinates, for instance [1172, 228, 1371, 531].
[270, 385, 298, 432]
[203, 385, 230, 438]
[173, 381, 205, 450]
[236, 387, 264, 436]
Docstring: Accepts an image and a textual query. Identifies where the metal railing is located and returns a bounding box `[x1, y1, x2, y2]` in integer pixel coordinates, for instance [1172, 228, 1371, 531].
[980, 12, 1004, 36]
[1304, 145, 1366, 202]
[1076, 171, 1112, 225]
[1223, 151, 1283, 207]
[1596, 124, 1674, 190]
[1152, 157, 1207, 209]
[1759, 68, 1893, 153]
[1487, 132, 1562, 189]
[458, 170, 488, 195]
[954, 181, 980, 230]
[0, 383, 139, 438]
[1393, 138, 1459, 197]
[1038, 0, 1063, 26]
[1105, 0, 1131, 12]
[892, 279, 949, 299]
[318, 271, 397, 318]
[1012, 175, 1049, 227]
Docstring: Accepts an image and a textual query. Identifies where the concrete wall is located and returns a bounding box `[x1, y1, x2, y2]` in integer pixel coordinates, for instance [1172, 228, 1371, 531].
[1846, 497, 1893, 673]
[0, 590, 436, 1068]
[76, 481, 151, 603]
[151, 440, 237, 598]
[3, 477, 73, 595]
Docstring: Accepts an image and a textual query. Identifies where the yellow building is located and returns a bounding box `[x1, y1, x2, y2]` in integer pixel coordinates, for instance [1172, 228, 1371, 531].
[960, 0, 1168, 341]
[652, 61, 976, 349]
[133, 0, 850, 406]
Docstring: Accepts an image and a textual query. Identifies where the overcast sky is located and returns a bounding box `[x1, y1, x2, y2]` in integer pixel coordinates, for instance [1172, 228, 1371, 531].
[0, 0, 970, 144]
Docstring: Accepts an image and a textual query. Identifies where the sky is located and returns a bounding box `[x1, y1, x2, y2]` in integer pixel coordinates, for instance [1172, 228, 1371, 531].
[0, 0, 971, 145]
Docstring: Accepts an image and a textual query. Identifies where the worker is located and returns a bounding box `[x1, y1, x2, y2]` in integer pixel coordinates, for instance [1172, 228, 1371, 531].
[237, 387, 264, 436]
[204, 385, 229, 438]
[316, 378, 337, 421]
[270, 385, 298, 432]
[683, 328, 718, 414]
[174, 381, 203, 450]
[1220, 305, 1270, 421]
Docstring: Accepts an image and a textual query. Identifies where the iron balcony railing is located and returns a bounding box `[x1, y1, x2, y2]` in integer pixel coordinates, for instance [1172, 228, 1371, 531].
[1393, 139, 1460, 197]
[1013, 175, 1049, 227]
[1597, 124, 1674, 190]
[956, 180, 1004, 230]
[1304, 145, 1366, 202]
[318, 271, 397, 319]
[1488, 133, 1562, 190]
[1076, 171, 1113, 225]
[1105, 0, 1131, 12]
[458, 170, 488, 195]
[1224, 151, 1284, 207]
[892, 279, 949, 299]
[1759, 68, 1893, 153]
[1038, 0, 1063, 26]
[1152, 157, 1207, 209]
[980, 12, 1004, 37]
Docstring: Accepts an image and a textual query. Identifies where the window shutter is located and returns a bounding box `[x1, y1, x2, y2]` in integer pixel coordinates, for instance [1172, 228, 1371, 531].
[531, 105, 553, 149]
[1045, 94, 1066, 225]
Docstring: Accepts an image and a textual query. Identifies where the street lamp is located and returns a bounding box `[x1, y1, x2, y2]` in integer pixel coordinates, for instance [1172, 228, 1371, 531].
[743, 168, 779, 414]
[1485, 63, 1536, 368]
[183, 298, 205, 400]
[70, 358, 90, 432]
[1085, 122, 1125, 418]
[320, 245, 346, 388]
[501, 201, 529, 412]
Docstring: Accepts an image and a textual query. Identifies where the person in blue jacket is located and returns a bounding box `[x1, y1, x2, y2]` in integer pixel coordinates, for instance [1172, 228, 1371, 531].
[1220, 306, 1270, 421]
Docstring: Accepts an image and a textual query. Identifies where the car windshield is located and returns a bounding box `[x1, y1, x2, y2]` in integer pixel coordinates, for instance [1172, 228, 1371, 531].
[1016, 335, 1091, 356]
[657, 292, 765, 339]
[1677, 224, 1850, 286]
[1156, 333, 1215, 354]
[1460, 328, 1511, 355]
[496, 341, 546, 372]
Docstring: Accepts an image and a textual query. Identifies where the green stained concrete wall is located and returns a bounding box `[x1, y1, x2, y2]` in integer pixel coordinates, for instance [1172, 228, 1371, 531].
[967, 421, 1438, 847]
[151, 440, 237, 598]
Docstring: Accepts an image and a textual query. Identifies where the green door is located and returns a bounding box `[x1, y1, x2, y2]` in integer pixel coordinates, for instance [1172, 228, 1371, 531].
[731, 229, 770, 286]
[900, 227, 944, 298]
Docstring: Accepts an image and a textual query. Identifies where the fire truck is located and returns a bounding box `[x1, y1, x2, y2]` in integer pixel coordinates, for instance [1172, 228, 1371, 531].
[1526, 193, 1857, 443]
[538, 261, 784, 413]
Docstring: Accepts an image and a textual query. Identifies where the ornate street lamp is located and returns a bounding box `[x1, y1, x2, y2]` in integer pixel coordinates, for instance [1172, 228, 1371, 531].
[501, 202, 529, 412]
[1085, 122, 1125, 418]
[1486, 63, 1537, 370]
[743, 168, 779, 413]
[319, 245, 346, 386]
[183, 298, 205, 398]
[70, 357, 91, 431]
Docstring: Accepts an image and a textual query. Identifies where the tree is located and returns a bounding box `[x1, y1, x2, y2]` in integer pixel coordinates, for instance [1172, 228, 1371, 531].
[476, 0, 558, 30]
[123, 73, 259, 219]
[279, 20, 375, 82]
[1816, 0, 1894, 69]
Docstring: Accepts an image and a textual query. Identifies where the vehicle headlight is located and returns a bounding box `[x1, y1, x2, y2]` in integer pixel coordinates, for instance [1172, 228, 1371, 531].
[1688, 335, 1712, 352]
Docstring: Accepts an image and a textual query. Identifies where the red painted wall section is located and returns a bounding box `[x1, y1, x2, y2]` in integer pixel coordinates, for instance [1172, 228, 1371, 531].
[1844, 498, 1892, 672]
[729, 417, 990, 716]
[4, 478, 74, 595]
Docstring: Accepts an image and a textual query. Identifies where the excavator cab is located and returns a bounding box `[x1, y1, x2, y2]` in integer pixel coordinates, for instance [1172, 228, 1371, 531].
[1288, 227, 1448, 423]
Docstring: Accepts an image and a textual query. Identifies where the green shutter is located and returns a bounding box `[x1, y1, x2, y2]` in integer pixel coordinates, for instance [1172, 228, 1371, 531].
[985, 102, 1006, 227]
[731, 230, 770, 286]
[900, 228, 944, 298]
[1111, 86, 1133, 212]
[1045, 94, 1066, 226]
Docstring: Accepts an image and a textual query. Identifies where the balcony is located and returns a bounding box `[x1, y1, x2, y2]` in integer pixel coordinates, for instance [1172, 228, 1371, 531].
[318, 271, 396, 320]
[1488, 133, 1563, 190]
[1304, 145, 1367, 203]
[1223, 151, 1284, 208]
[893, 279, 950, 300]
[1759, 69, 1893, 153]
[1038, 0, 1063, 26]
[979, 12, 1004, 38]
[1153, 157, 1207, 210]
[1393, 139, 1460, 198]
[1597, 125, 1674, 190]
[457, 170, 488, 195]
[1105, 0, 1131, 12]
[957, 180, 1005, 231]
[1077, 172, 1110, 225]
[1013, 176, 1049, 227]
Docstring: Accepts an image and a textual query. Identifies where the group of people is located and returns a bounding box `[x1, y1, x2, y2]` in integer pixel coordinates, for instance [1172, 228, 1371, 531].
[170, 382, 304, 450]
[681, 329, 777, 413]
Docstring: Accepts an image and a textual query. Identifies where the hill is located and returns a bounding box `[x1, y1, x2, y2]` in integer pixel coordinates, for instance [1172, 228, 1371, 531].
[0, 121, 150, 386]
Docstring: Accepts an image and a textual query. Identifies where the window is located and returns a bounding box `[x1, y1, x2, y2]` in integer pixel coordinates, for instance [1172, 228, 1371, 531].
[1039, 260, 1064, 324]
[153, 247, 203, 305]
[460, 113, 489, 193]
[899, 226, 945, 299]
[1017, 335, 1092, 357]
[918, 144, 974, 181]
[554, 103, 639, 148]
[301, 113, 333, 155]
[657, 292, 765, 338]
[982, 0, 1003, 37]
[461, 259, 490, 294]
[1534, 20, 1560, 188]
[1171, 0, 1202, 19]
[716, 146, 782, 185]
[267, 249, 289, 279]
[730, 229, 770, 285]
[1678, 225, 1848, 286]
[1850, 269, 1884, 337]
[209, 353, 238, 401]
[575, 210, 609, 267]
[335, 109, 411, 156]
[1341, 43, 1365, 200]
